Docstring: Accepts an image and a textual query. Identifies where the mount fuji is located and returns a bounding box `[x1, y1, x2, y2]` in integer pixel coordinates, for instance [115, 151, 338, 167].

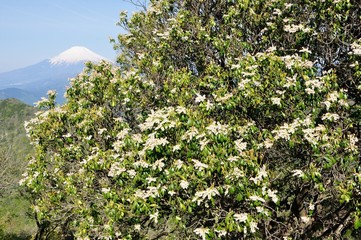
[0, 46, 109, 105]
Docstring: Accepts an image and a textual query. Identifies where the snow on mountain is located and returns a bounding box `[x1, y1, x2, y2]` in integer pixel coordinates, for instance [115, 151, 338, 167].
[0, 46, 110, 105]
[49, 46, 108, 65]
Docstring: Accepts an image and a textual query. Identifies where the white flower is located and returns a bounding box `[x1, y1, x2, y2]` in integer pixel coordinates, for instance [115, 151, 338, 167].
[305, 78, 323, 89]
[215, 229, 227, 237]
[192, 159, 209, 170]
[152, 158, 165, 171]
[199, 138, 209, 150]
[321, 113, 340, 121]
[292, 169, 304, 178]
[231, 63, 241, 69]
[206, 121, 229, 135]
[133, 160, 150, 169]
[47, 89, 56, 96]
[322, 101, 331, 110]
[234, 139, 247, 152]
[302, 128, 318, 145]
[309, 203, 315, 211]
[174, 160, 184, 169]
[256, 206, 269, 216]
[273, 8, 282, 15]
[284, 74, 297, 88]
[327, 92, 338, 103]
[98, 128, 107, 134]
[242, 71, 256, 77]
[193, 187, 220, 205]
[150, 211, 159, 224]
[229, 167, 244, 179]
[117, 128, 130, 140]
[234, 213, 248, 223]
[143, 135, 169, 151]
[19, 177, 27, 186]
[134, 189, 148, 199]
[227, 156, 239, 162]
[284, 24, 300, 33]
[113, 117, 124, 122]
[101, 188, 110, 193]
[350, 42, 361, 55]
[267, 189, 279, 203]
[250, 165, 267, 184]
[196, 133, 205, 140]
[271, 97, 281, 105]
[173, 144, 181, 152]
[272, 129, 290, 141]
[266, 46, 277, 53]
[346, 134, 359, 152]
[205, 100, 214, 110]
[108, 162, 126, 177]
[175, 106, 187, 114]
[63, 133, 71, 138]
[305, 87, 315, 95]
[181, 127, 199, 142]
[127, 169, 136, 178]
[300, 216, 311, 224]
[300, 47, 311, 54]
[276, 90, 286, 95]
[216, 93, 233, 102]
[134, 224, 141, 231]
[146, 177, 157, 184]
[238, 79, 250, 89]
[338, 99, 349, 107]
[194, 227, 209, 240]
[258, 165, 267, 179]
[249, 221, 259, 233]
[195, 93, 206, 103]
[263, 138, 274, 149]
[249, 195, 266, 203]
[180, 180, 189, 189]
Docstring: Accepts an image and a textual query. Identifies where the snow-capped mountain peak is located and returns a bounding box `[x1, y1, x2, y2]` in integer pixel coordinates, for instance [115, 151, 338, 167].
[49, 46, 107, 65]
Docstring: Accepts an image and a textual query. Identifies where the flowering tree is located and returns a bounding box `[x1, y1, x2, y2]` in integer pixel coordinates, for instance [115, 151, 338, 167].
[22, 0, 361, 239]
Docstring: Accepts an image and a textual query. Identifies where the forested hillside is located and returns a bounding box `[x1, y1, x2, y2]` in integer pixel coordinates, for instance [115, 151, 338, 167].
[0, 98, 36, 239]
[0, 98, 35, 162]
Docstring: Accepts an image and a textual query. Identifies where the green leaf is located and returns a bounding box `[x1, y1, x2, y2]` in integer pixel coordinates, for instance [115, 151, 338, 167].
[354, 217, 361, 230]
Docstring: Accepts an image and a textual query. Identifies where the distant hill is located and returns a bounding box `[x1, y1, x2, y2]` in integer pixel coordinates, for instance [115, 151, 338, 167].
[0, 88, 38, 106]
[0, 46, 109, 105]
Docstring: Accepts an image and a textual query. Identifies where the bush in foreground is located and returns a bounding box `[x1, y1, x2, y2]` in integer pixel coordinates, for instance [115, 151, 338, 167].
[22, 0, 360, 239]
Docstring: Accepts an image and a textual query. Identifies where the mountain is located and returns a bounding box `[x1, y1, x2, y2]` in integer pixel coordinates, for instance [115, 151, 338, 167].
[0, 88, 38, 105]
[0, 46, 109, 105]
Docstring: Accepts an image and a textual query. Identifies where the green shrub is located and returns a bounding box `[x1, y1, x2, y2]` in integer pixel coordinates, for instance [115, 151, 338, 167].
[22, 0, 361, 239]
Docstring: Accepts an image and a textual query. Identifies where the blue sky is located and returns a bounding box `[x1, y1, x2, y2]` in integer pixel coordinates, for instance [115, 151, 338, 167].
[0, 0, 142, 72]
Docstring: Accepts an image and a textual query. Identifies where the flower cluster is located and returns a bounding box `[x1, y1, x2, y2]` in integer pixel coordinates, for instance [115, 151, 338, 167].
[284, 23, 311, 33]
[350, 41, 361, 55]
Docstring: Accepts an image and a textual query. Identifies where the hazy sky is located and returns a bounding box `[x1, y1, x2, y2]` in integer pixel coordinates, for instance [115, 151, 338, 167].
[0, 0, 142, 72]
